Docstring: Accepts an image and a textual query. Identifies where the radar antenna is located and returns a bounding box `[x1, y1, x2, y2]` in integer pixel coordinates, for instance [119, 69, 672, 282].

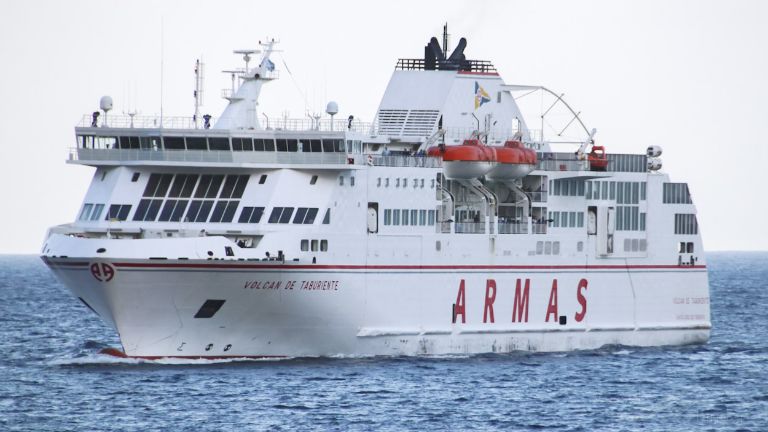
[234, 49, 260, 73]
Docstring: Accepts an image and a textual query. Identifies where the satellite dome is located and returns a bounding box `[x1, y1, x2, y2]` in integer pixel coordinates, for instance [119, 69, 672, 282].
[100, 96, 114, 112]
[326, 101, 339, 116]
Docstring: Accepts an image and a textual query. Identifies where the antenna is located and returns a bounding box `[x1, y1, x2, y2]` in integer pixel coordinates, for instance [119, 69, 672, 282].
[234, 49, 260, 73]
[159, 17, 164, 129]
[193, 58, 204, 128]
[442, 23, 449, 59]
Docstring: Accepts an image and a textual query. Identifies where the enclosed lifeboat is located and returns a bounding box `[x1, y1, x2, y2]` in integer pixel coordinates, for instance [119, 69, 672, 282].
[428, 139, 497, 179]
[486, 140, 537, 180]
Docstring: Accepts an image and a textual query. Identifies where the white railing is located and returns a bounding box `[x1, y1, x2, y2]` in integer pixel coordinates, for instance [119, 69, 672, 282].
[79, 114, 207, 130]
[78, 114, 373, 134]
[371, 155, 442, 168]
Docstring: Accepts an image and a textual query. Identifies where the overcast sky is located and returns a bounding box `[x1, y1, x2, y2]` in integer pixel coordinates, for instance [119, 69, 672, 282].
[1, 0, 766, 253]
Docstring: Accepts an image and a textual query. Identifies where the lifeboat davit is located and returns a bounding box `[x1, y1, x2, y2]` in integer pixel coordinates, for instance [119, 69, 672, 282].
[486, 140, 537, 180]
[429, 139, 497, 179]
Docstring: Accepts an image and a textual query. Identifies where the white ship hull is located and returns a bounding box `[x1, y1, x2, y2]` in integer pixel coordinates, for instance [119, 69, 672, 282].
[44, 238, 710, 358]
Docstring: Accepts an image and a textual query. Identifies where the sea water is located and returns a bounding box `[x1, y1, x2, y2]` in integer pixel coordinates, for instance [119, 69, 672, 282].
[1, 253, 766, 431]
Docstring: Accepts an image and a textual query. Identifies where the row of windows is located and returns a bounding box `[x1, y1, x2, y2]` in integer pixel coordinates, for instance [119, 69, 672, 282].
[535, 240, 561, 255]
[616, 206, 646, 231]
[376, 177, 434, 189]
[674, 213, 698, 235]
[79, 203, 105, 221]
[339, 176, 355, 186]
[548, 211, 585, 228]
[107, 204, 132, 221]
[663, 183, 692, 204]
[266, 207, 322, 224]
[300, 239, 329, 252]
[143, 174, 249, 200]
[80, 135, 349, 153]
[383, 209, 437, 226]
[624, 238, 648, 252]
[551, 180, 646, 204]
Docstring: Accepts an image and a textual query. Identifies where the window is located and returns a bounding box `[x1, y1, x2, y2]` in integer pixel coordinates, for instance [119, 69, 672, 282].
[301, 239, 309, 251]
[310, 175, 318, 185]
[186, 137, 207, 150]
[385, 178, 390, 187]
[133, 199, 163, 221]
[232, 137, 253, 151]
[259, 175, 267, 184]
[186, 200, 214, 222]
[194, 175, 224, 198]
[168, 174, 199, 198]
[320, 240, 328, 251]
[219, 175, 249, 199]
[377, 177, 381, 187]
[209, 200, 239, 223]
[158, 200, 189, 222]
[402, 209, 409, 225]
[239, 206, 265, 223]
[311, 239, 319, 251]
[663, 183, 693, 204]
[268, 207, 295, 224]
[428, 210, 436, 225]
[339, 176, 344, 186]
[411, 210, 418, 225]
[292, 208, 319, 224]
[143, 173, 173, 198]
[322, 209, 330, 224]
[674, 213, 698, 235]
[384, 209, 392, 225]
[209, 138, 230, 151]
[131, 172, 140, 182]
[419, 210, 426, 226]
[163, 137, 185, 150]
[351, 176, 355, 186]
[91, 204, 104, 221]
[106, 204, 131, 221]
[393, 209, 400, 226]
[79, 204, 93, 221]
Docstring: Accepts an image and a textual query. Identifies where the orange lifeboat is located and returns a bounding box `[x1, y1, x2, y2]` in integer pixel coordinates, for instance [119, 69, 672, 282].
[486, 140, 537, 180]
[588, 145, 608, 171]
[430, 139, 497, 179]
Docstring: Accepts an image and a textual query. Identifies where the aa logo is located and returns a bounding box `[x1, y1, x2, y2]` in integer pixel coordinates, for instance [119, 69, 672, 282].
[90, 263, 115, 282]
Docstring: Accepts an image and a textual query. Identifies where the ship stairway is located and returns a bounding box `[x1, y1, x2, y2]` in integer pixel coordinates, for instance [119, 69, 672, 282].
[496, 179, 531, 220]
[456, 178, 498, 234]
[438, 185, 455, 233]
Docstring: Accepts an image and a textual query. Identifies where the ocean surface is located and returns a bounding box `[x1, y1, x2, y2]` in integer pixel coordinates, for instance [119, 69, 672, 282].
[1, 253, 766, 431]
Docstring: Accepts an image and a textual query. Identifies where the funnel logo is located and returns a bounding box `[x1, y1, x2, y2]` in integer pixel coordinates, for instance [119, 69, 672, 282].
[474, 82, 491, 109]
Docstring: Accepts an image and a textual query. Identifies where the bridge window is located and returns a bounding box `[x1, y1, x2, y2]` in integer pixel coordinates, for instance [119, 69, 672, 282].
[119, 136, 140, 149]
[143, 174, 173, 198]
[232, 137, 253, 151]
[209, 137, 230, 151]
[186, 137, 207, 150]
[163, 137, 185, 150]
[78, 204, 93, 221]
[322, 209, 330, 224]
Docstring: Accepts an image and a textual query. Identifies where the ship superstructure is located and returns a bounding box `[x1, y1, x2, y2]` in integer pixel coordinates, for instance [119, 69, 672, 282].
[42, 31, 710, 358]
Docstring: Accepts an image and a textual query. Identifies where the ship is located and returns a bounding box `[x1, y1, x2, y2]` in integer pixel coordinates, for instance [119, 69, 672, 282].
[42, 28, 711, 358]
